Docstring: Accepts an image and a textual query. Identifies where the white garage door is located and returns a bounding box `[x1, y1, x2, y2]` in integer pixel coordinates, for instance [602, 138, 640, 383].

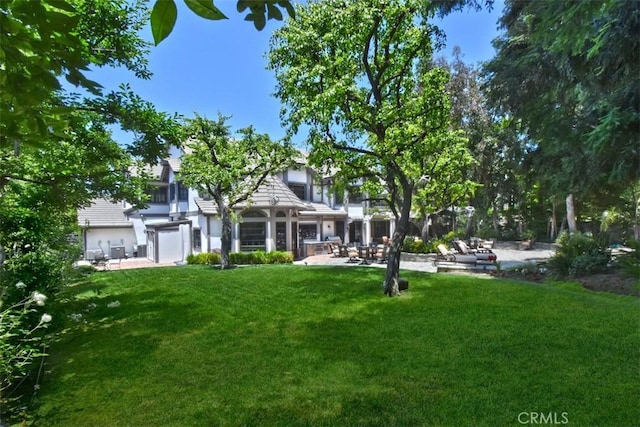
[157, 229, 182, 263]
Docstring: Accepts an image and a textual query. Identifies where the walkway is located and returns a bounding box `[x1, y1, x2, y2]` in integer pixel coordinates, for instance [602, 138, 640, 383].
[80, 247, 555, 273]
[294, 247, 556, 273]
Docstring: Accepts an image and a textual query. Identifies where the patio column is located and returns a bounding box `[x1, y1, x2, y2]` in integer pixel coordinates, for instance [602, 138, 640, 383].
[233, 222, 240, 253]
[266, 216, 273, 252]
[363, 215, 372, 245]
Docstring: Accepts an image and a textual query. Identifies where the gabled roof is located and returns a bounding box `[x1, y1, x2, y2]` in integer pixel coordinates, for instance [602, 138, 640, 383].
[78, 199, 132, 228]
[237, 175, 310, 209]
[194, 198, 218, 215]
[166, 158, 181, 172]
[194, 176, 310, 214]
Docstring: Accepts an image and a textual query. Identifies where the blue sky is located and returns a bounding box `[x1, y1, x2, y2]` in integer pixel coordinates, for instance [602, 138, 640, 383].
[90, 1, 504, 145]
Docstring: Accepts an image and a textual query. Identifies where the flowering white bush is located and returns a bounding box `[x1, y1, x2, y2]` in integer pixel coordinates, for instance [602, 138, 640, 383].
[1, 286, 51, 411]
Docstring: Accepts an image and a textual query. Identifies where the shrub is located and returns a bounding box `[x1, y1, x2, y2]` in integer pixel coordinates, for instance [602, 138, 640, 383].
[1, 287, 52, 420]
[615, 239, 640, 278]
[266, 251, 294, 264]
[186, 252, 221, 265]
[227, 251, 294, 265]
[548, 232, 611, 277]
[251, 250, 269, 265]
[229, 252, 252, 265]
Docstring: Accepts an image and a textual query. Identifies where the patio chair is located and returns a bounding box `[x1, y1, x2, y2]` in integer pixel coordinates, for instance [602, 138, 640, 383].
[346, 246, 360, 263]
[331, 244, 342, 257]
[375, 244, 389, 264]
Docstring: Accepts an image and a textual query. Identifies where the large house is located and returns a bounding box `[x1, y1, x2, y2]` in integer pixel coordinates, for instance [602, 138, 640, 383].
[77, 149, 402, 264]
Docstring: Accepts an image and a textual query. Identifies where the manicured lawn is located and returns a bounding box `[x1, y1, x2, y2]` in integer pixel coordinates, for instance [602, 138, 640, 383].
[34, 266, 639, 426]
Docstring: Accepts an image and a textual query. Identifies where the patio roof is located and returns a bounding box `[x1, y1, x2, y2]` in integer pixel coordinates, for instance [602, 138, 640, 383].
[78, 199, 132, 228]
[299, 202, 347, 217]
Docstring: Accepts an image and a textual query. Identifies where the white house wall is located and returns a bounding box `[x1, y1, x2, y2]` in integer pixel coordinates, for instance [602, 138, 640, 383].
[157, 229, 181, 263]
[313, 184, 322, 203]
[288, 169, 307, 183]
[208, 217, 222, 251]
[322, 221, 335, 239]
[156, 225, 191, 263]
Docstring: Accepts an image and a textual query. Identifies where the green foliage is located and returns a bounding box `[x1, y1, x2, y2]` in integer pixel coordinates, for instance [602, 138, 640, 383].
[179, 114, 297, 269]
[150, 0, 294, 44]
[402, 237, 429, 254]
[1, 289, 51, 421]
[250, 250, 269, 265]
[484, 0, 639, 200]
[614, 239, 640, 278]
[224, 251, 293, 265]
[186, 252, 221, 266]
[268, 0, 479, 295]
[266, 251, 294, 264]
[548, 232, 611, 277]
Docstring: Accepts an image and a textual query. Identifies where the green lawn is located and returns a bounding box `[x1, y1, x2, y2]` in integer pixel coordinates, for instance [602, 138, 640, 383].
[34, 266, 639, 426]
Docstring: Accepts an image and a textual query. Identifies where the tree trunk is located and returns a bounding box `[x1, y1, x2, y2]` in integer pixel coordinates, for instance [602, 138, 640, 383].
[420, 213, 430, 242]
[491, 200, 500, 233]
[384, 187, 412, 297]
[219, 203, 232, 269]
[549, 201, 557, 240]
[566, 193, 577, 233]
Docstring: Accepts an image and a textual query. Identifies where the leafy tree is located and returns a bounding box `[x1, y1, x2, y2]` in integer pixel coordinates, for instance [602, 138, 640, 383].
[268, 0, 476, 296]
[1, 2, 179, 414]
[483, 0, 639, 233]
[178, 114, 297, 269]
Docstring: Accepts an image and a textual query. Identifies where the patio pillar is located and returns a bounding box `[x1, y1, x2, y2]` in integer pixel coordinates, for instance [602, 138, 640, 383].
[233, 222, 240, 253]
[266, 216, 273, 252]
[363, 215, 372, 245]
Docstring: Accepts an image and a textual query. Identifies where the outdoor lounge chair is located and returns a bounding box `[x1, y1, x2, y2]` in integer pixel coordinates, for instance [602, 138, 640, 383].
[435, 244, 477, 265]
[452, 240, 497, 263]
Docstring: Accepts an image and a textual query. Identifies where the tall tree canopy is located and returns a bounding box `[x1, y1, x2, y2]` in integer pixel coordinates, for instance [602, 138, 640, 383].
[268, 0, 476, 296]
[483, 0, 639, 234]
[1, 1, 180, 416]
[178, 114, 297, 269]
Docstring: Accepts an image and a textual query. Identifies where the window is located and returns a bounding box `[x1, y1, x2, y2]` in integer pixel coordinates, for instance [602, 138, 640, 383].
[288, 183, 306, 200]
[192, 229, 202, 251]
[147, 186, 167, 203]
[348, 186, 363, 203]
[178, 181, 189, 201]
[242, 210, 267, 218]
[240, 222, 265, 251]
[334, 191, 344, 205]
[170, 181, 189, 201]
[372, 221, 390, 242]
[299, 224, 317, 240]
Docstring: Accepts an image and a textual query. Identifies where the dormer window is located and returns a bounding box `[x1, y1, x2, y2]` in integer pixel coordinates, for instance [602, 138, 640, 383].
[347, 186, 363, 203]
[288, 183, 306, 201]
[178, 182, 189, 201]
[170, 181, 189, 202]
[147, 186, 167, 203]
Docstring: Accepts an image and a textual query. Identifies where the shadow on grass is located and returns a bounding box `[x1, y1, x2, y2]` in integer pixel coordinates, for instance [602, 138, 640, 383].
[32, 266, 640, 426]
